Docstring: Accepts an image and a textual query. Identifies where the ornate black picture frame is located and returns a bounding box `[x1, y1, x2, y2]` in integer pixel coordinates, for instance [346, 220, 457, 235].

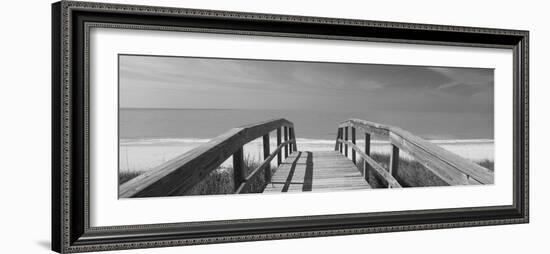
[52, 1, 529, 253]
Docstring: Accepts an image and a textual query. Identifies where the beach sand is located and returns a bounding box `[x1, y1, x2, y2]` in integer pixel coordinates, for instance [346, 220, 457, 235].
[119, 138, 494, 174]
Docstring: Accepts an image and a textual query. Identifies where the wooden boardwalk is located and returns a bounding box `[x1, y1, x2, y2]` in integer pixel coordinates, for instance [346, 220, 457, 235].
[263, 151, 371, 193]
[120, 118, 493, 198]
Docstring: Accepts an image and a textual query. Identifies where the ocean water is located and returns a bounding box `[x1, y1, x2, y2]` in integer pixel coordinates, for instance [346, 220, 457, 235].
[120, 108, 493, 140]
[119, 108, 494, 173]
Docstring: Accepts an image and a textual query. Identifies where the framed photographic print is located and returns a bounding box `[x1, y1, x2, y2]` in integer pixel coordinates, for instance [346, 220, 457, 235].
[51, 1, 529, 253]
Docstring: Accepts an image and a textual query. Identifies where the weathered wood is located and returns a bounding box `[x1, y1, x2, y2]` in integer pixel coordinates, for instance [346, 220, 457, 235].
[336, 119, 493, 186]
[390, 131, 493, 185]
[389, 144, 399, 179]
[340, 128, 344, 152]
[339, 119, 390, 138]
[290, 128, 296, 152]
[344, 127, 348, 157]
[291, 128, 298, 152]
[390, 133, 470, 185]
[236, 140, 291, 193]
[334, 128, 341, 151]
[338, 139, 401, 188]
[263, 134, 271, 184]
[233, 147, 246, 192]
[302, 151, 313, 191]
[277, 128, 282, 166]
[264, 151, 371, 193]
[281, 152, 302, 192]
[122, 115, 494, 198]
[392, 128, 493, 184]
[339, 128, 343, 152]
[243, 140, 292, 184]
[288, 128, 293, 152]
[351, 127, 356, 164]
[364, 133, 371, 181]
[284, 127, 289, 158]
[119, 118, 294, 198]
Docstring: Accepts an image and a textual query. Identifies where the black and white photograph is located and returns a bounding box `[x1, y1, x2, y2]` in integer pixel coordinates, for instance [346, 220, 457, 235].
[42, 1, 536, 253]
[118, 54, 495, 198]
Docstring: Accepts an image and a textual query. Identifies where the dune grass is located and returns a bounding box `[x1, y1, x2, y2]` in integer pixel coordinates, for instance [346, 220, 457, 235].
[185, 166, 234, 195]
[356, 152, 494, 188]
[363, 152, 494, 172]
[119, 151, 494, 194]
[356, 153, 435, 187]
[186, 154, 265, 195]
[118, 154, 266, 196]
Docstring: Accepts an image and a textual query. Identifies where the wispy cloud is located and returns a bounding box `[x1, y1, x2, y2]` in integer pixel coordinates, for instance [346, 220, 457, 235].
[119, 55, 493, 115]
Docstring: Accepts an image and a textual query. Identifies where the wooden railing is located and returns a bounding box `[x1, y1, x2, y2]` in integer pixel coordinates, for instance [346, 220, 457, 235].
[120, 119, 297, 198]
[335, 119, 494, 188]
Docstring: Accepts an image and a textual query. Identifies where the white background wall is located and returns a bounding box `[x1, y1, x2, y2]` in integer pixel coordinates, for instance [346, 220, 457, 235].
[0, 0, 547, 253]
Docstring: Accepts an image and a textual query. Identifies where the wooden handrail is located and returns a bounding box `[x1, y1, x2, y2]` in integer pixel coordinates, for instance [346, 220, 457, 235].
[338, 139, 401, 188]
[335, 118, 494, 187]
[120, 118, 297, 198]
[235, 139, 293, 193]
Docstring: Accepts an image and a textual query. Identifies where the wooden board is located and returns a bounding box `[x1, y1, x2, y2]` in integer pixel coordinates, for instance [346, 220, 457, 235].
[120, 118, 294, 198]
[263, 151, 371, 193]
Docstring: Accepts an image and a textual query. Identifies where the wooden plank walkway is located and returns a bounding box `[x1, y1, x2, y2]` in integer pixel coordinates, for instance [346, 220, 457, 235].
[120, 118, 494, 198]
[263, 150, 371, 193]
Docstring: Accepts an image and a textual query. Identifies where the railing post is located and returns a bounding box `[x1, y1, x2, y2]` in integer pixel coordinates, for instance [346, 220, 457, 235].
[334, 128, 341, 151]
[344, 126, 348, 157]
[351, 127, 356, 164]
[295, 129, 298, 152]
[289, 127, 294, 153]
[290, 127, 297, 152]
[389, 144, 399, 188]
[339, 128, 343, 153]
[277, 128, 282, 166]
[284, 126, 289, 158]
[233, 147, 246, 192]
[288, 128, 292, 152]
[364, 133, 371, 180]
[263, 134, 271, 184]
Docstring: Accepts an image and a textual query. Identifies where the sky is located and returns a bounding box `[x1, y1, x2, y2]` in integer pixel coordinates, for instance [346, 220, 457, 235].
[119, 54, 493, 113]
[119, 54, 494, 139]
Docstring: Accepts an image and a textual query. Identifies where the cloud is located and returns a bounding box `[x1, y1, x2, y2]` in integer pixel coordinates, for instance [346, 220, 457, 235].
[119, 55, 494, 116]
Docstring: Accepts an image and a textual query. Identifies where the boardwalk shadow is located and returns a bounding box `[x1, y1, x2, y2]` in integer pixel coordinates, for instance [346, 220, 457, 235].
[302, 152, 313, 191]
[281, 152, 302, 192]
[279, 152, 314, 192]
[264, 150, 371, 193]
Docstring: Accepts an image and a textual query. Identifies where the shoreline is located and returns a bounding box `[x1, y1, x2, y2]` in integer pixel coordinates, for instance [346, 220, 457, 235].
[119, 137, 494, 173]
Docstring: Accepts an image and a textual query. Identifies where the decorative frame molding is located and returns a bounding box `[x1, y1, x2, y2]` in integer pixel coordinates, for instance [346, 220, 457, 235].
[52, 1, 529, 253]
